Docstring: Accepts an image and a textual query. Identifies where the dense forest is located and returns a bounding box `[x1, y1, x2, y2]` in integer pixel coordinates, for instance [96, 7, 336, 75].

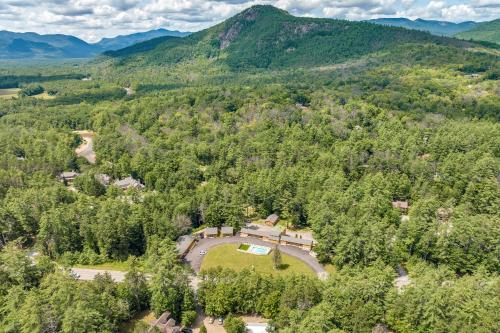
[0, 5, 499, 333]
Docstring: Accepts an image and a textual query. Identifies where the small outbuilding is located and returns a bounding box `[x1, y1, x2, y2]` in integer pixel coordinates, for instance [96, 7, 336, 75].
[265, 214, 279, 226]
[176, 235, 196, 258]
[221, 226, 234, 237]
[204, 227, 218, 238]
[58, 171, 80, 184]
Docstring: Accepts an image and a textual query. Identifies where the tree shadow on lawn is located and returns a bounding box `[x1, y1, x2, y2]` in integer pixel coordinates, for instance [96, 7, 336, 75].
[275, 263, 290, 270]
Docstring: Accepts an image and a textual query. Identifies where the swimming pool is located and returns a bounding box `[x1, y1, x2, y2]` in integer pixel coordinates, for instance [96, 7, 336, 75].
[248, 244, 271, 255]
[237, 243, 271, 255]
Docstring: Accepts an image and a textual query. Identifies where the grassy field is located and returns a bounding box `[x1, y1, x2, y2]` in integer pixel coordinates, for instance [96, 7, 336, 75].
[74, 261, 130, 271]
[0, 88, 20, 99]
[200, 243, 315, 276]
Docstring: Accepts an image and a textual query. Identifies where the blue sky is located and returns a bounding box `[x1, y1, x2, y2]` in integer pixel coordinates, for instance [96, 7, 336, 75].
[0, 0, 498, 42]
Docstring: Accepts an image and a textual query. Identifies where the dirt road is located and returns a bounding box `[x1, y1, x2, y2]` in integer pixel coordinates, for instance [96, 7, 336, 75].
[74, 130, 96, 164]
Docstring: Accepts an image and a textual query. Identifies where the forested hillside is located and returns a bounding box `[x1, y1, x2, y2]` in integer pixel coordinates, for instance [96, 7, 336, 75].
[105, 5, 474, 70]
[0, 5, 499, 333]
[456, 19, 500, 44]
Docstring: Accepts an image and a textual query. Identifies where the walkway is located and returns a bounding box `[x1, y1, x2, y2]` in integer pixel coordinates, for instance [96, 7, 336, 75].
[184, 236, 327, 279]
[71, 268, 126, 282]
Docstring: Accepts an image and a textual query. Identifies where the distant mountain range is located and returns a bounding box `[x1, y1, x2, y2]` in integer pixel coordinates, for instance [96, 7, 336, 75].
[366, 18, 478, 36]
[367, 18, 499, 44]
[0, 29, 190, 59]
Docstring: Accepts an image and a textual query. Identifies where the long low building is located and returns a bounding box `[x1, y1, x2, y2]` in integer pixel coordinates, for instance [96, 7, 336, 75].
[240, 228, 282, 244]
[176, 235, 196, 258]
[240, 228, 314, 251]
[280, 235, 314, 251]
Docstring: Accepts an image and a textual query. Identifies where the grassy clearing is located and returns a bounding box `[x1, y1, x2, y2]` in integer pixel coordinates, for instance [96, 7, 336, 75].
[201, 243, 315, 277]
[0, 88, 19, 99]
[74, 261, 130, 271]
[32, 92, 55, 100]
[119, 310, 155, 333]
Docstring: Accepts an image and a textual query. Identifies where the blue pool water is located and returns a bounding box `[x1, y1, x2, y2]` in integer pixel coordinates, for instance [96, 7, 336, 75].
[249, 245, 271, 255]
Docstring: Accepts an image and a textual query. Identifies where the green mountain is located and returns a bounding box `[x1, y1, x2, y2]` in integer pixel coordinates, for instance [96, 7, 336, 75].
[455, 19, 500, 44]
[367, 18, 477, 36]
[105, 5, 472, 69]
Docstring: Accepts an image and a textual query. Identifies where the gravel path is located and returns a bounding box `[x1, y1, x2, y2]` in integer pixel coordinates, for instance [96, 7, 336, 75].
[184, 236, 327, 279]
[71, 268, 126, 282]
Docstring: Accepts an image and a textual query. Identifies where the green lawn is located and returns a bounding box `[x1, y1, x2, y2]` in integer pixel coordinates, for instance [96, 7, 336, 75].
[200, 244, 315, 276]
[74, 261, 130, 271]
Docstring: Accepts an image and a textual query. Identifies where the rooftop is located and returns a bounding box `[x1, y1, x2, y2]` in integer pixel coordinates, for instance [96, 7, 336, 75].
[221, 226, 234, 234]
[176, 235, 196, 255]
[113, 176, 144, 189]
[241, 227, 281, 238]
[58, 171, 80, 179]
[281, 235, 313, 246]
[204, 227, 218, 235]
[266, 214, 279, 222]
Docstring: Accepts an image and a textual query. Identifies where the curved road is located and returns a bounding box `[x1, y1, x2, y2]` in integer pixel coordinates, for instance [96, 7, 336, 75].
[185, 236, 328, 279]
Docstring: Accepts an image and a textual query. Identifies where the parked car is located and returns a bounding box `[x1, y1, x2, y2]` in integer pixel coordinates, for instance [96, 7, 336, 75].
[181, 328, 192, 333]
[70, 271, 80, 279]
[208, 317, 215, 324]
[199, 250, 207, 256]
[218, 317, 224, 325]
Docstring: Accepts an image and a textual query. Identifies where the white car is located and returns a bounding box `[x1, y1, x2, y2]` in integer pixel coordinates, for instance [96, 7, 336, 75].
[199, 250, 207, 256]
[70, 271, 80, 279]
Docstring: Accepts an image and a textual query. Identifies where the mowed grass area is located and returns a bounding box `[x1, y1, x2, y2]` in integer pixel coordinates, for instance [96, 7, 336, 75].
[200, 244, 315, 276]
[74, 261, 130, 271]
[0, 88, 20, 99]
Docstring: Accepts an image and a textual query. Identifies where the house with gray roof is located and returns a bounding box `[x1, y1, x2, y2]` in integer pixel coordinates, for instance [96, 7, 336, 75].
[58, 171, 80, 184]
[221, 226, 234, 237]
[265, 213, 279, 226]
[204, 227, 218, 238]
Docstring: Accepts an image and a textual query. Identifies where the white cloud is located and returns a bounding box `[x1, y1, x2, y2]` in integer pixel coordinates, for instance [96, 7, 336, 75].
[0, 0, 498, 42]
